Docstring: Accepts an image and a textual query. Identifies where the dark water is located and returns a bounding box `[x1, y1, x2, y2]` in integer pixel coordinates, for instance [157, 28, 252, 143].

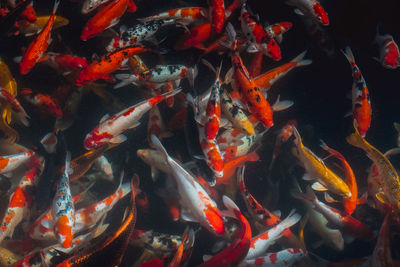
[1, 0, 400, 266]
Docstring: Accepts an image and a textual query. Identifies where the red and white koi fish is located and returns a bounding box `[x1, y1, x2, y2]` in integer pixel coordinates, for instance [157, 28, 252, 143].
[208, 0, 225, 34]
[80, 0, 130, 41]
[292, 186, 373, 241]
[38, 52, 88, 74]
[84, 88, 181, 150]
[264, 22, 293, 43]
[374, 25, 400, 69]
[286, 0, 329, 26]
[269, 120, 297, 172]
[151, 135, 225, 236]
[75, 46, 152, 86]
[0, 150, 34, 174]
[20, 88, 62, 118]
[242, 248, 307, 267]
[138, 7, 207, 25]
[342, 47, 371, 137]
[51, 153, 75, 248]
[106, 19, 176, 52]
[254, 51, 312, 91]
[239, 0, 281, 61]
[199, 196, 251, 266]
[82, 0, 136, 14]
[114, 65, 194, 89]
[246, 210, 301, 259]
[0, 87, 30, 126]
[19, 0, 60, 74]
[0, 168, 38, 244]
[320, 140, 365, 215]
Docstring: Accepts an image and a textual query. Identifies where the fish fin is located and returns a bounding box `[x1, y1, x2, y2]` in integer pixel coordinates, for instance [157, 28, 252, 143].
[150, 134, 169, 161]
[272, 210, 281, 218]
[201, 59, 216, 74]
[302, 173, 313, 181]
[151, 167, 159, 182]
[324, 192, 339, 203]
[291, 186, 317, 203]
[342, 46, 355, 65]
[127, 122, 140, 129]
[100, 113, 110, 123]
[53, 0, 61, 14]
[224, 67, 233, 84]
[281, 209, 301, 229]
[219, 118, 232, 129]
[344, 110, 352, 117]
[109, 134, 127, 144]
[219, 23, 237, 50]
[272, 99, 294, 111]
[247, 43, 259, 53]
[293, 8, 304, 16]
[193, 154, 206, 161]
[114, 74, 135, 89]
[311, 182, 328, 191]
[375, 192, 389, 204]
[291, 50, 312, 66]
[13, 56, 22, 63]
[181, 210, 198, 223]
[187, 65, 197, 88]
[357, 191, 368, 205]
[41, 219, 53, 229]
[276, 34, 283, 43]
[107, 18, 120, 29]
[65, 151, 73, 175]
[221, 195, 239, 218]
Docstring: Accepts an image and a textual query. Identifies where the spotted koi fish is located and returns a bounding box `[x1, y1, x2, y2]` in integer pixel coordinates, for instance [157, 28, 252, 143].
[0, 150, 34, 174]
[80, 0, 130, 41]
[0, 87, 29, 126]
[342, 46, 371, 137]
[374, 25, 400, 69]
[264, 22, 293, 43]
[0, 168, 38, 244]
[114, 65, 194, 89]
[138, 7, 207, 25]
[240, 0, 281, 61]
[84, 89, 181, 150]
[242, 248, 307, 266]
[106, 19, 176, 52]
[75, 46, 152, 86]
[20, 88, 62, 118]
[151, 135, 225, 236]
[19, 0, 60, 74]
[286, 0, 329, 26]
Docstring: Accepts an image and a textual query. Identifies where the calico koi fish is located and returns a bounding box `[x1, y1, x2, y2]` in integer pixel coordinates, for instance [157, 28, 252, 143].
[0, 150, 34, 174]
[342, 46, 371, 137]
[253, 51, 312, 91]
[292, 127, 352, 198]
[0, 168, 38, 244]
[84, 89, 180, 150]
[208, 0, 225, 34]
[17, 15, 68, 36]
[239, 0, 281, 61]
[292, 186, 373, 241]
[347, 119, 400, 218]
[246, 210, 301, 259]
[20, 88, 62, 118]
[0, 87, 30, 126]
[80, 0, 129, 41]
[138, 7, 207, 25]
[199, 196, 251, 266]
[75, 46, 152, 86]
[286, 0, 329, 26]
[114, 65, 194, 89]
[151, 135, 225, 236]
[106, 19, 176, 52]
[242, 248, 307, 267]
[374, 25, 400, 69]
[19, 0, 60, 74]
[264, 22, 293, 43]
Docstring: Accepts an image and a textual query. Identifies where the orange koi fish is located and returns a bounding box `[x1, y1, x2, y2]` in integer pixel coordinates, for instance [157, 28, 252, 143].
[80, 0, 129, 41]
[374, 25, 400, 69]
[208, 0, 225, 34]
[19, 0, 60, 74]
[199, 196, 251, 266]
[75, 46, 152, 86]
[342, 47, 371, 137]
[20, 88, 62, 118]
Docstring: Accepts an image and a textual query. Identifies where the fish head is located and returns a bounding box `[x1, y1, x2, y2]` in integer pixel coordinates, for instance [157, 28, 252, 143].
[84, 129, 109, 150]
[313, 3, 329, 26]
[384, 52, 399, 69]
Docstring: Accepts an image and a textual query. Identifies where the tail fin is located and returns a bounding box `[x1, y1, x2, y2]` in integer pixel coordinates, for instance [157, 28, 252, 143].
[53, 0, 60, 14]
[346, 120, 364, 149]
[218, 23, 237, 50]
[237, 165, 246, 193]
[291, 51, 312, 66]
[65, 151, 73, 176]
[292, 126, 302, 147]
[280, 209, 302, 230]
[114, 74, 136, 89]
[150, 134, 169, 161]
[222, 195, 239, 218]
[342, 46, 356, 65]
[187, 65, 197, 88]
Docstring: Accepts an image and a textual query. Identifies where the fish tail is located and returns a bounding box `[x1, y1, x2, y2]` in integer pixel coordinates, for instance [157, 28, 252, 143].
[65, 151, 73, 175]
[291, 126, 302, 147]
[53, 0, 61, 14]
[281, 209, 301, 229]
[114, 74, 136, 89]
[219, 23, 237, 51]
[291, 51, 312, 66]
[150, 135, 169, 160]
[222, 195, 239, 217]
[187, 65, 198, 88]
[237, 166, 246, 193]
[342, 46, 355, 65]
[346, 132, 365, 150]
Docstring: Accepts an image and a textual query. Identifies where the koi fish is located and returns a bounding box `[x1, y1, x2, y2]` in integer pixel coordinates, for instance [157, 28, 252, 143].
[151, 134, 225, 236]
[0, 87, 30, 126]
[239, 0, 281, 61]
[292, 127, 352, 198]
[347, 119, 400, 219]
[138, 7, 207, 25]
[106, 19, 176, 52]
[84, 89, 181, 150]
[253, 51, 312, 91]
[174, 22, 212, 51]
[17, 15, 68, 36]
[264, 22, 293, 43]
[286, 0, 329, 26]
[137, 149, 171, 181]
[81, 0, 136, 14]
[75, 46, 152, 86]
[19, 0, 60, 74]
[20, 88, 62, 118]
[19, 3, 36, 23]
[320, 140, 365, 215]
[208, 0, 225, 34]
[114, 65, 194, 89]
[292, 186, 373, 241]
[0, 168, 38, 244]
[246, 210, 301, 259]
[31, 52, 88, 74]
[242, 248, 307, 267]
[0, 150, 34, 174]
[342, 46, 371, 137]
[199, 196, 251, 266]
[269, 120, 297, 172]
[130, 229, 182, 254]
[374, 25, 400, 69]
[248, 51, 263, 77]
[80, 0, 129, 41]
